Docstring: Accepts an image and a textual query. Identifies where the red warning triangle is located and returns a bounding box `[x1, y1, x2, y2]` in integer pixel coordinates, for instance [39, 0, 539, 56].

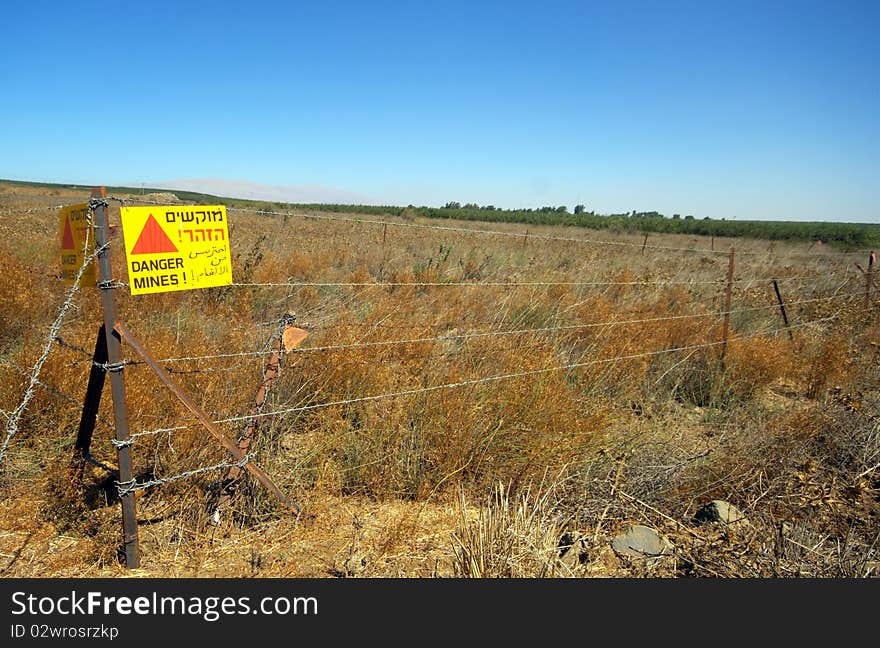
[131, 214, 179, 255]
[61, 216, 75, 250]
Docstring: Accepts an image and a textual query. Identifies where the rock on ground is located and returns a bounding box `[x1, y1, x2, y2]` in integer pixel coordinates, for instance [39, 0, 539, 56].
[692, 500, 748, 526]
[611, 525, 672, 560]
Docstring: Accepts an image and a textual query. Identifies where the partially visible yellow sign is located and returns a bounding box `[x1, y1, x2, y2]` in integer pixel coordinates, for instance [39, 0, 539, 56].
[59, 203, 96, 286]
[120, 205, 232, 295]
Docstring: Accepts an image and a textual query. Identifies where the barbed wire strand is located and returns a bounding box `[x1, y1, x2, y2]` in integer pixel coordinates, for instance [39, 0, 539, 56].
[53, 335, 94, 358]
[228, 269, 852, 290]
[0, 203, 68, 216]
[0, 358, 115, 431]
[0, 216, 105, 463]
[116, 453, 253, 497]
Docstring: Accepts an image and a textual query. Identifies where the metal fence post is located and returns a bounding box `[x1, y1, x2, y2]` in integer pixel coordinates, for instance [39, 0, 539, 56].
[720, 247, 735, 368]
[91, 186, 140, 569]
[866, 251, 875, 310]
[772, 280, 793, 341]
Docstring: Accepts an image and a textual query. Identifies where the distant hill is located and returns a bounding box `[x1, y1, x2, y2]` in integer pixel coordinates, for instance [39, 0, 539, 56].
[0, 178, 226, 204]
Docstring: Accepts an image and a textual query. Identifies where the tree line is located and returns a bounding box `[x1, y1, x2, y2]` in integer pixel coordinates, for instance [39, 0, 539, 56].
[260, 201, 878, 249]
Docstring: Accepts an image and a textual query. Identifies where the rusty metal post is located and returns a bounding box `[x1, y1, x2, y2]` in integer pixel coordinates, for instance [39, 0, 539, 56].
[711, 236, 714, 252]
[772, 280, 793, 341]
[91, 187, 140, 569]
[720, 247, 735, 368]
[213, 319, 308, 518]
[866, 252, 875, 310]
[382, 222, 388, 247]
[226, 326, 289, 474]
[641, 233, 649, 255]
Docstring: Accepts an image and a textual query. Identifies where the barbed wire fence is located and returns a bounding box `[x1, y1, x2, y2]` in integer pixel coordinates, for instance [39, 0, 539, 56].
[0, 193, 875, 566]
[115, 309, 852, 444]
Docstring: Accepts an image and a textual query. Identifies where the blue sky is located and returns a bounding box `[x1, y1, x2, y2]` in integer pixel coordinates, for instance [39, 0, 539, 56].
[1, 1, 877, 222]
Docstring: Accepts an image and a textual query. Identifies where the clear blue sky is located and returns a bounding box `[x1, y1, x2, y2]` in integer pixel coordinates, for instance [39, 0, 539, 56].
[1, 0, 877, 222]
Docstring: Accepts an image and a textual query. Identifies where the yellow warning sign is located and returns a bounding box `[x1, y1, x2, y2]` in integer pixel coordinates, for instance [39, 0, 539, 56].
[120, 205, 232, 295]
[59, 203, 96, 286]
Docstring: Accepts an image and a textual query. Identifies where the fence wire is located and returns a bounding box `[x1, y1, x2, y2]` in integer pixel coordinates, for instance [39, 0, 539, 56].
[124, 311, 845, 446]
[0, 210, 104, 464]
[68, 290, 860, 369]
[0, 358, 114, 432]
[116, 453, 253, 497]
[0, 204, 67, 216]
[228, 270, 849, 290]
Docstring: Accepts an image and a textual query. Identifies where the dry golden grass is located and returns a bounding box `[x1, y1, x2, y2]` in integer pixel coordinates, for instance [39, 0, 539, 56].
[0, 183, 877, 578]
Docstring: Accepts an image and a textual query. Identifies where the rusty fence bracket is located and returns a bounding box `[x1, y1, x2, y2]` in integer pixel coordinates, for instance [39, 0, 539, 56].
[114, 321, 301, 516]
[212, 317, 308, 519]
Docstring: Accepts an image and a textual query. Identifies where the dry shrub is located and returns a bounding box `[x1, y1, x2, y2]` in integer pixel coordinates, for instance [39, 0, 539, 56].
[255, 321, 610, 503]
[554, 390, 880, 578]
[460, 251, 493, 280]
[800, 334, 852, 398]
[301, 375, 601, 501]
[38, 458, 126, 567]
[286, 252, 317, 280]
[451, 481, 569, 577]
[569, 294, 617, 339]
[0, 251, 49, 351]
[645, 347, 719, 407]
[42, 458, 115, 535]
[724, 335, 791, 400]
[664, 398, 878, 573]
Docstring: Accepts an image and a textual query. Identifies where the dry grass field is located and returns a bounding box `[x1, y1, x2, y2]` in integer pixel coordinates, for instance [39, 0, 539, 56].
[1, 182, 878, 578]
